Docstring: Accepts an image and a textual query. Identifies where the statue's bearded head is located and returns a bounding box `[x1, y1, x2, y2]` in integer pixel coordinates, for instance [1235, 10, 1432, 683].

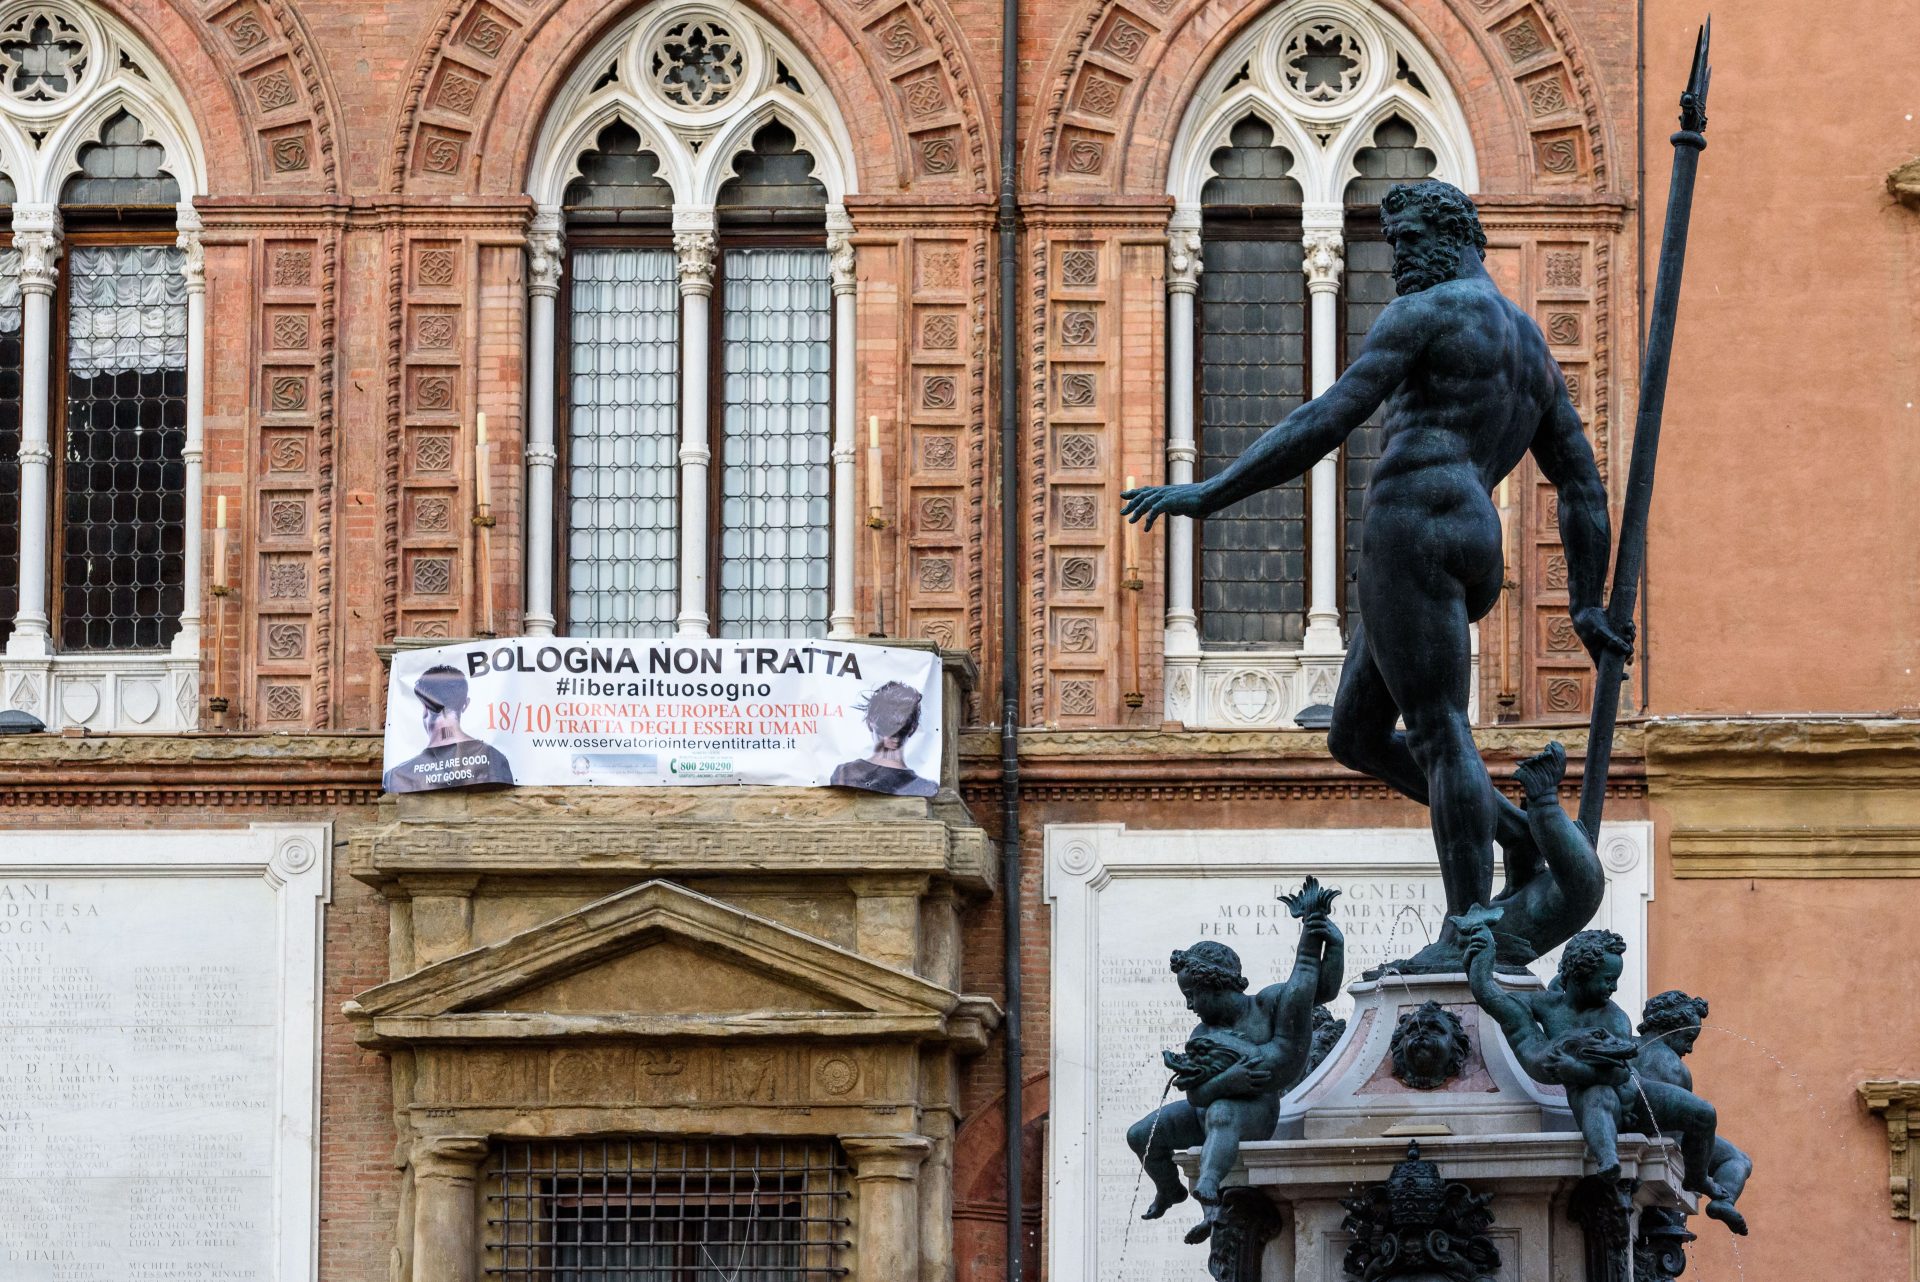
[1380, 180, 1488, 295]
[1389, 999, 1471, 1089]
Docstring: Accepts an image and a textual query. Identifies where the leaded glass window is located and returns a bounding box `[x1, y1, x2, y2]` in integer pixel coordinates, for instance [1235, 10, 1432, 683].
[58, 243, 187, 650]
[0, 247, 20, 651]
[566, 247, 679, 636]
[716, 246, 830, 637]
[1197, 116, 1307, 647]
[564, 120, 673, 225]
[560, 119, 831, 637]
[60, 109, 178, 207]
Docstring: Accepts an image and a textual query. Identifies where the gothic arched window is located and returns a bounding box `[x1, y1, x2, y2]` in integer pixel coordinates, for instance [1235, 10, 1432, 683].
[524, 3, 855, 641]
[0, 2, 206, 731]
[1161, 1, 1474, 729]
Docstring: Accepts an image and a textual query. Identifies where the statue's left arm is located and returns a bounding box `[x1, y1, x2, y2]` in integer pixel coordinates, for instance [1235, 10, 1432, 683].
[1531, 383, 1630, 664]
[1301, 909, 1346, 1006]
[1122, 295, 1430, 528]
[1273, 910, 1341, 1048]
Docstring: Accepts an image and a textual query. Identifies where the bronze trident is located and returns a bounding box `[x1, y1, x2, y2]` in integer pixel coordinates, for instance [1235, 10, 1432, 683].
[1578, 20, 1713, 839]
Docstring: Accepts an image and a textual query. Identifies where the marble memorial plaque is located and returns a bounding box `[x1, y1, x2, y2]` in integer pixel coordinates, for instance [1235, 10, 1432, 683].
[1044, 822, 1652, 1282]
[0, 827, 326, 1282]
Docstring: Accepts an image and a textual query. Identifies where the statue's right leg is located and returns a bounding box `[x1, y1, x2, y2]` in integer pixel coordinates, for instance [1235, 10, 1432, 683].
[1128, 1100, 1203, 1219]
[1330, 620, 1538, 890]
[1570, 1084, 1624, 1181]
[1705, 1138, 1752, 1233]
[1638, 1078, 1726, 1199]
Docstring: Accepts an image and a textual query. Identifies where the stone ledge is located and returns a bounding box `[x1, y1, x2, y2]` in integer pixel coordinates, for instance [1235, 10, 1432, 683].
[1221, 1132, 1683, 1195]
[1649, 718, 1920, 877]
[958, 723, 1646, 803]
[352, 787, 995, 891]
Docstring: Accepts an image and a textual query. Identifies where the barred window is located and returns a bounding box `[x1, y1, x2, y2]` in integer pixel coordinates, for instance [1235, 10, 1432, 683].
[561, 121, 831, 638]
[58, 241, 187, 650]
[0, 105, 188, 654]
[487, 1138, 852, 1281]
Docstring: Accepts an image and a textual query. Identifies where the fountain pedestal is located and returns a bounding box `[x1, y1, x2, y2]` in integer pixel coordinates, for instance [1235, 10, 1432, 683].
[1180, 973, 1692, 1281]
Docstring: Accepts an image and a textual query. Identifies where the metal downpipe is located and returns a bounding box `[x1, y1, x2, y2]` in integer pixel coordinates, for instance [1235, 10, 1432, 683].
[996, 0, 1025, 1275]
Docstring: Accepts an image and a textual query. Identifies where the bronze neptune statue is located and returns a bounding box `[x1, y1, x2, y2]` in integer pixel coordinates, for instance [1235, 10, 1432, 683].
[1123, 179, 1628, 969]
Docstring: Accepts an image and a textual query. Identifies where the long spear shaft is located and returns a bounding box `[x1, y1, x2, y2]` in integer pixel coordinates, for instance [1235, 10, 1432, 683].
[1579, 21, 1712, 840]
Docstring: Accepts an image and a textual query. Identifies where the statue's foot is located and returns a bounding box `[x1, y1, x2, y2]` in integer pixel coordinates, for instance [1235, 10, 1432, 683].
[1705, 1198, 1748, 1235]
[1141, 1185, 1188, 1220]
[1184, 1219, 1214, 1245]
[1684, 1174, 1730, 1202]
[1594, 1162, 1623, 1185]
[1514, 740, 1568, 804]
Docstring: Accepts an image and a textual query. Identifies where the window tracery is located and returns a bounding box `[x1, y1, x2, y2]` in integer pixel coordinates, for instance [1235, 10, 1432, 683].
[520, 1, 858, 641]
[1160, 0, 1476, 729]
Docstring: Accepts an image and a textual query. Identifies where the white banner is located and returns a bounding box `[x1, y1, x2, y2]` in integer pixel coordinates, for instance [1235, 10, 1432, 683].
[382, 638, 942, 796]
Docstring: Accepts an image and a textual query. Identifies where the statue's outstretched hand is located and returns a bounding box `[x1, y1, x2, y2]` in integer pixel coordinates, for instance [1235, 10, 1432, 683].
[1121, 481, 1214, 531]
[1571, 606, 1634, 668]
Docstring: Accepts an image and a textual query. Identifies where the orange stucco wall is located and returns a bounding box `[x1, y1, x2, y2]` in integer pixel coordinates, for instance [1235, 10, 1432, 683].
[1643, 7, 1920, 715]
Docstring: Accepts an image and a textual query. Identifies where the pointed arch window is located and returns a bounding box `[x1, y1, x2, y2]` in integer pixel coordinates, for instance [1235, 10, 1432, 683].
[1161, 0, 1476, 728]
[525, 2, 858, 641]
[0, 5, 208, 732]
[557, 120, 833, 639]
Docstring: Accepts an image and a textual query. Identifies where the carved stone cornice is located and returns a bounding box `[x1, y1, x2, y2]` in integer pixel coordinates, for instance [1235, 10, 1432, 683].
[0, 733, 384, 809]
[1862, 1080, 1920, 1222]
[674, 230, 717, 297]
[959, 726, 1647, 806]
[1650, 718, 1920, 877]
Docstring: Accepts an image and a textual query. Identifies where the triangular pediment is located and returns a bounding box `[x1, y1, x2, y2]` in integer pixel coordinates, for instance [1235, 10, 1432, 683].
[347, 879, 958, 1024]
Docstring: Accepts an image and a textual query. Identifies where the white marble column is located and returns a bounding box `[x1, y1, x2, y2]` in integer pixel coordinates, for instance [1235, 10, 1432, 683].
[827, 214, 858, 639]
[1301, 208, 1346, 657]
[673, 224, 717, 638]
[172, 206, 206, 659]
[523, 209, 563, 637]
[1162, 215, 1202, 722]
[6, 204, 59, 659]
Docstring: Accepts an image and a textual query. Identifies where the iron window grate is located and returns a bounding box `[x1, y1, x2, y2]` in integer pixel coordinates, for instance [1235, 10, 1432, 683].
[487, 1138, 852, 1280]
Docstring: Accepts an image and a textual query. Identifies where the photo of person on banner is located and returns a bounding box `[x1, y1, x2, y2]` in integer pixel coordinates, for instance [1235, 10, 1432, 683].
[383, 664, 517, 793]
[831, 680, 939, 797]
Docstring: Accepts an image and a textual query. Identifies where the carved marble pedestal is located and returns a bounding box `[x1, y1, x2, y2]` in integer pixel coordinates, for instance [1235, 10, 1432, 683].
[1180, 973, 1692, 1281]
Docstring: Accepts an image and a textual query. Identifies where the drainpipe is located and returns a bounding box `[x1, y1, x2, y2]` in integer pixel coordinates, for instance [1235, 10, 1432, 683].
[997, 0, 1025, 1274]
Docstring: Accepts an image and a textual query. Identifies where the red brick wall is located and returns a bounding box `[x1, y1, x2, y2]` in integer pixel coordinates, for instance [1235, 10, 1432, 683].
[60, 3, 1648, 1279]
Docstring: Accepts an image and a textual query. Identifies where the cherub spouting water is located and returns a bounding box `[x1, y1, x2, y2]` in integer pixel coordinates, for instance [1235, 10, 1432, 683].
[1127, 879, 1345, 1244]
[1459, 917, 1730, 1212]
